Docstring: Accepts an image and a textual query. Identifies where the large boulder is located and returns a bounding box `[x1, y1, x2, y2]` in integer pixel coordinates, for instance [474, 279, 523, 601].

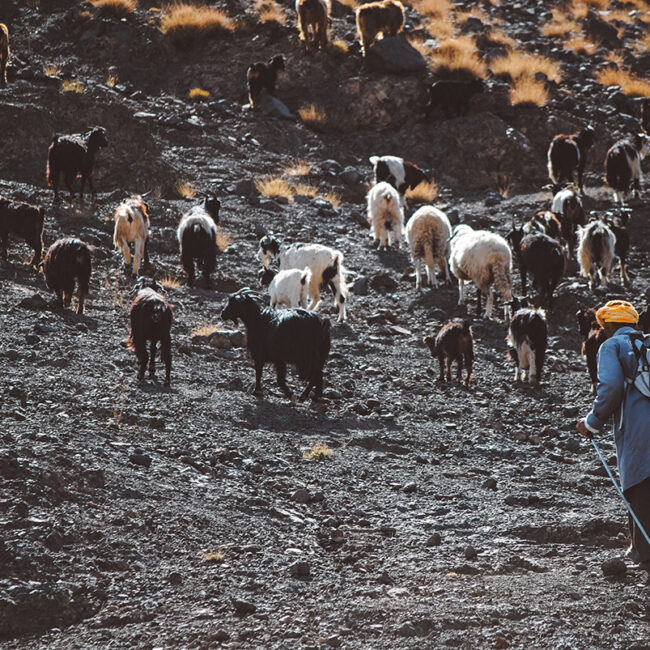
[366, 35, 427, 74]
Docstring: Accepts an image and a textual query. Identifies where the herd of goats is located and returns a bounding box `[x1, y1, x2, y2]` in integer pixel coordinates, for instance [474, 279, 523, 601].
[1, 4, 650, 401]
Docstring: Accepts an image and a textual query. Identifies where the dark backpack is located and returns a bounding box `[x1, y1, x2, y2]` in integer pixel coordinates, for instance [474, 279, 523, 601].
[626, 333, 650, 398]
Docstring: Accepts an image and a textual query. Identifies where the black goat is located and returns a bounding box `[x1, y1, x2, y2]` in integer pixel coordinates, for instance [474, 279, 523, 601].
[547, 125, 595, 194]
[46, 127, 108, 200]
[177, 196, 220, 286]
[125, 277, 173, 387]
[43, 238, 92, 314]
[425, 79, 484, 119]
[507, 227, 565, 307]
[576, 307, 606, 393]
[423, 320, 474, 385]
[0, 196, 44, 267]
[247, 55, 285, 108]
[221, 289, 331, 401]
[507, 307, 548, 385]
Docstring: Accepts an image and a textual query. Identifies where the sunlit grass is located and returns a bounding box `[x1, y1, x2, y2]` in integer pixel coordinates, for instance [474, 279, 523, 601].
[509, 76, 549, 107]
[490, 50, 562, 83]
[406, 180, 439, 202]
[176, 181, 197, 198]
[89, 0, 137, 15]
[160, 3, 236, 42]
[430, 36, 488, 78]
[189, 87, 210, 100]
[596, 67, 650, 96]
[303, 443, 333, 461]
[61, 79, 84, 93]
[254, 0, 286, 24]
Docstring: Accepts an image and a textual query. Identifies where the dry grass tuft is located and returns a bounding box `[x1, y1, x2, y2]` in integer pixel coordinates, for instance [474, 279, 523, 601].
[299, 104, 328, 129]
[431, 36, 488, 78]
[564, 35, 600, 54]
[410, 0, 453, 20]
[89, 0, 137, 16]
[509, 76, 549, 107]
[191, 324, 220, 337]
[321, 191, 341, 209]
[490, 51, 562, 83]
[328, 39, 349, 55]
[540, 13, 579, 36]
[159, 273, 182, 290]
[160, 3, 236, 42]
[216, 228, 232, 252]
[282, 160, 311, 177]
[405, 180, 439, 202]
[189, 87, 210, 100]
[337, 0, 359, 8]
[604, 8, 635, 23]
[254, 0, 286, 24]
[201, 549, 225, 563]
[303, 443, 333, 461]
[596, 67, 650, 97]
[105, 72, 118, 87]
[176, 181, 197, 198]
[255, 177, 294, 200]
[485, 29, 517, 49]
[61, 79, 84, 93]
[43, 64, 59, 77]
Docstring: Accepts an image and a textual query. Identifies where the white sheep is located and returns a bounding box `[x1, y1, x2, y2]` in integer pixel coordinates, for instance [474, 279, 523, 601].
[405, 205, 451, 290]
[449, 224, 513, 320]
[259, 267, 312, 309]
[113, 195, 150, 276]
[366, 181, 404, 249]
[577, 220, 616, 290]
[258, 236, 348, 322]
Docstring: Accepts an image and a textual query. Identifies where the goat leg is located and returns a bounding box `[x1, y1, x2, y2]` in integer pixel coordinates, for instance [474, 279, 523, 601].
[252, 359, 264, 395]
[64, 172, 76, 200]
[275, 362, 292, 399]
[137, 345, 148, 382]
[144, 236, 150, 268]
[446, 357, 453, 381]
[456, 357, 463, 382]
[148, 340, 157, 380]
[438, 355, 445, 382]
[0, 231, 7, 261]
[162, 336, 171, 387]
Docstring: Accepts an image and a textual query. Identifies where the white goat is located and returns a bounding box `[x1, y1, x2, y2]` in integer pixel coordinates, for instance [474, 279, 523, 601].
[405, 206, 451, 290]
[366, 181, 404, 249]
[577, 220, 616, 290]
[449, 224, 513, 320]
[113, 195, 150, 276]
[259, 267, 312, 309]
[258, 236, 348, 322]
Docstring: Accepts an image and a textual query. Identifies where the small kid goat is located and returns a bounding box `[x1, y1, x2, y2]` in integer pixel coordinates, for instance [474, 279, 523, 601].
[367, 181, 404, 249]
[577, 307, 606, 393]
[423, 320, 474, 385]
[507, 305, 548, 385]
[258, 266, 312, 309]
[113, 195, 150, 277]
[355, 0, 405, 55]
[296, 0, 330, 50]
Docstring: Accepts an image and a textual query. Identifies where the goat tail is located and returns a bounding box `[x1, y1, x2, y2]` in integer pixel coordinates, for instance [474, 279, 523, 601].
[423, 240, 436, 276]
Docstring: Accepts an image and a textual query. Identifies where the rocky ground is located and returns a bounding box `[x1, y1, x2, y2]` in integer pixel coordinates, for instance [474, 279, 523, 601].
[2, 0, 650, 647]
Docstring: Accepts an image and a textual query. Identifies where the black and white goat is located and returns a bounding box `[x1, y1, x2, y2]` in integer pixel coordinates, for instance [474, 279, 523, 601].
[547, 125, 595, 195]
[221, 289, 331, 401]
[247, 55, 285, 108]
[523, 211, 563, 243]
[177, 195, 220, 286]
[507, 306, 548, 385]
[577, 219, 616, 290]
[551, 187, 585, 257]
[124, 277, 173, 387]
[604, 133, 650, 205]
[258, 236, 348, 322]
[368, 155, 428, 208]
[604, 212, 630, 285]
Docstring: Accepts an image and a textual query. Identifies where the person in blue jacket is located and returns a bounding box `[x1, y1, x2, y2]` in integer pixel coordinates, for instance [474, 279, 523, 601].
[576, 300, 650, 571]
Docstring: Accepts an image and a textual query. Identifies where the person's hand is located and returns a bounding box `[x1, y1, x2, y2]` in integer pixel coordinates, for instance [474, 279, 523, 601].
[576, 420, 593, 439]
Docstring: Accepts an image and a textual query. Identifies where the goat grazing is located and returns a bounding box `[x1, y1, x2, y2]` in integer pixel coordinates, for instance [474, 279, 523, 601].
[425, 79, 484, 119]
[0, 196, 44, 267]
[177, 196, 220, 287]
[247, 55, 285, 108]
[405, 205, 452, 289]
[423, 320, 474, 385]
[0, 23, 9, 87]
[356, 0, 405, 55]
[507, 307, 548, 385]
[124, 277, 173, 387]
[577, 307, 606, 393]
[604, 213, 630, 285]
[577, 219, 616, 290]
[449, 224, 513, 320]
[296, 0, 330, 50]
[258, 266, 312, 309]
[507, 227, 565, 307]
[113, 195, 150, 277]
[258, 236, 348, 322]
[43, 238, 92, 314]
[550, 187, 585, 257]
[604, 133, 650, 205]
[369, 155, 428, 208]
[547, 125, 595, 194]
[46, 127, 108, 200]
[221, 289, 331, 400]
[366, 181, 404, 249]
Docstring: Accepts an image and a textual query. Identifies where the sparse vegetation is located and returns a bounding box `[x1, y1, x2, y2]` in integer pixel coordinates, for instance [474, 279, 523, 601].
[191, 324, 220, 337]
[299, 104, 328, 129]
[43, 64, 59, 77]
[216, 228, 232, 252]
[564, 35, 600, 55]
[490, 51, 562, 83]
[61, 79, 84, 93]
[509, 76, 549, 107]
[160, 3, 236, 42]
[282, 160, 311, 177]
[189, 87, 210, 100]
[329, 39, 349, 55]
[105, 72, 118, 87]
[201, 549, 225, 563]
[406, 180, 439, 203]
[303, 443, 333, 461]
[596, 67, 650, 96]
[159, 273, 182, 290]
[89, 0, 137, 16]
[254, 0, 286, 24]
[255, 177, 295, 201]
[430, 36, 488, 78]
[176, 181, 197, 199]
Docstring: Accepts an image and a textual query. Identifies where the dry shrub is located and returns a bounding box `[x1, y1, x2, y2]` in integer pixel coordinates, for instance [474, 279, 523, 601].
[406, 180, 439, 202]
[303, 443, 333, 461]
[176, 181, 197, 198]
[509, 76, 549, 107]
[254, 0, 285, 24]
[596, 67, 650, 96]
[455, 7, 489, 23]
[283, 160, 311, 177]
[490, 51, 562, 83]
[424, 16, 456, 39]
[189, 87, 210, 100]
[160, 3, 236, 42]
[61, 79, 84, 93]
[564, 35, 600, 54]
[159, 273, 181, 289]
[431, 36, 488, 78]
[603, 51, 625, 66]
[299, 104, 328, 129]
[255, 177, 294, 200]
[337, 0, 359, 8]
[486, 29, 517, 49]
[621, 0, 650, 8]
[89, 0, 137, 16]
[294, 183, 318, 198]
[634, 33, 650, 54]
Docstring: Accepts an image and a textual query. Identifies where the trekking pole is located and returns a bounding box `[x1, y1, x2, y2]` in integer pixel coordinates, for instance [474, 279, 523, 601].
[592, 438, 650, 548]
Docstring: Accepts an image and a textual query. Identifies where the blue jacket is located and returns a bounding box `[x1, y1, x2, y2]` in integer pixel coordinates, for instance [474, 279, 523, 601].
[585, 326, 650, 491]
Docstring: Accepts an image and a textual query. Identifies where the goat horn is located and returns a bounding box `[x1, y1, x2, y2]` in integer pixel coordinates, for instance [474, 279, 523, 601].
[140, 190, 152, 198]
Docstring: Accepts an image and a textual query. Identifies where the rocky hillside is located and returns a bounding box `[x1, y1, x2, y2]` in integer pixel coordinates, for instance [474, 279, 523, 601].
[1, 0, 650, 647]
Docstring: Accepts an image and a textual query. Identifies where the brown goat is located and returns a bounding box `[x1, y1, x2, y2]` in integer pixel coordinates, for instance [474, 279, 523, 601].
[0, 24, 9, 87]
[296, 0, 330, 51]
[576, 308, 606, 393]
[0, 196, 44, 267]
[356, 0, 405, 55]
[424, 320, 474, 385]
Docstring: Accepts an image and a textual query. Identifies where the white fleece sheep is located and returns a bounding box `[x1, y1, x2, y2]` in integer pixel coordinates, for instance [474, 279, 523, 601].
[366, 181, 404, 249]
[577, 220, 616, 290]
[113, 195, 150, 276]
[269, 267, 312, 309]
[449, 224, 513, 320]
[405, 206, 451, 290]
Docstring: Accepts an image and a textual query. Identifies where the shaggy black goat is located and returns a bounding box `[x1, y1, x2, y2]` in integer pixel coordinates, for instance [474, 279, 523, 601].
[425, 79, 484, 119]
[43, 238, 92, 314]
[221, 289, 331, 401]
[547, 125, 595, 194]
[604, 133, 650, 205]
[576, 307, 606, 393]
[177, 195, 220, 286]
[47, 127, 108, 200]
[247, 55, 285, 108]
[125, 277, 173, 387]
[507, 307, 548, 385]
[507, 227, 565, 307]
[423, 320, 474, 385]
[0, 196, 44, 267]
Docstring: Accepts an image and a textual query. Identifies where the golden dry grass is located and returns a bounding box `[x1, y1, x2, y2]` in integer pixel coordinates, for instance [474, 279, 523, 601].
[176, 181, 197, 198]
[431, 36, 488, 78]
[423, 15, 456, 39]
[596, 67, 650, 96]
[603, 8, 635, 22]
[255, 177, 294, 200]
[293, 183, 319, 198]
[299, 104, 328, 129]
[43, 64, 58, 77]
[201, 549, 225, 563]
[328, 39, 349, 55]
[105, 72, 118, 87]
[405, 180, 439, 202]
[490, 51, 562, 83]
[410, 0, 453, 20]
[216, 228, 232, 252]
[282, 160, 311, 177]
[337, 0, 359, 7]
[322, 191, 341, 209]
[564, 35, 600, 54]
[189, 87, 210, 100]
[486, 29, 517, 49]
[89, 0, 137, 15]
[540, 16, 579, 36]
[61, 79, 84, 93]
[621, 0, 650, 8]
[160, 3, 236, 41]
[455, 7, 490, 24]
[191, 324, 220, 337]
[303, 443, 333, 461]
[509, 76, 549, 107]
[159, 273, 182, 290]
[254, 0, 286, 24]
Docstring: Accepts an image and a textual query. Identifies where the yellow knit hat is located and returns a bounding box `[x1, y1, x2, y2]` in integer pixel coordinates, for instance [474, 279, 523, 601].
[595, 300, 639, 328]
